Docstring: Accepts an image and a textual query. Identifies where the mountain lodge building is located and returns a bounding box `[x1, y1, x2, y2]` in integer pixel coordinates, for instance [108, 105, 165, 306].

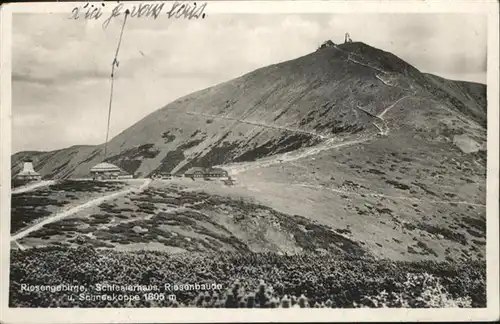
[14, 160, 42, 182]
[90, 162, 130, 180]
[204, 167, 229, 178]
[184, 167, 206, 178]
[184, 167, 229, 179]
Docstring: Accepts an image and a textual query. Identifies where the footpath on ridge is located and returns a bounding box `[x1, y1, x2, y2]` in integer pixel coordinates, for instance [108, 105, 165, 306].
[183, 111, 328, 140]
[224, 45, 417, 174]
[222, 46, 483, 208]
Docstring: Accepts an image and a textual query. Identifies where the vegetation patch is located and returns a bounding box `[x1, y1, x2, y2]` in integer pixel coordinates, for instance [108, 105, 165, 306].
[385, 179, 411, 191]
[48, 180, 125, 193]
[11, 193, 70, 233]
[412, 182, 438, 197]
[183, 141, 240, 169]
[462, 216, 486, 233]
[81, 149, 102, 164]
[9, 246, 486, 308]
[153, 138, 207, 175]
[234, 133, 321, 163]
[162, 131, 176, 143]
[417, 223, 467, 245]
[104, 144, 160, 174]
[367, 168, 386, 175]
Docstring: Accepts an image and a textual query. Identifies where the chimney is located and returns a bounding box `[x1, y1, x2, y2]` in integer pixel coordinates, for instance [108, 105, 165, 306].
[22, 161, 35, 173]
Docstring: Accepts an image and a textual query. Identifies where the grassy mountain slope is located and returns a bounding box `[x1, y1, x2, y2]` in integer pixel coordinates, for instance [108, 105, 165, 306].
[12, 42, 486, 181]
[11, 41, 487, 262]
[10, 41, 488, 309]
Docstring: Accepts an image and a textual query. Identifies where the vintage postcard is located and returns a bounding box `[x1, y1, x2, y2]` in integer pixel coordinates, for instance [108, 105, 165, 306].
[0, 0, 498, 323]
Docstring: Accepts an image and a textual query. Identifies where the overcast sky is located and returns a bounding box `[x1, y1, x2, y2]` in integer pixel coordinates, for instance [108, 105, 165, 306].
[12, 12, 487, 153]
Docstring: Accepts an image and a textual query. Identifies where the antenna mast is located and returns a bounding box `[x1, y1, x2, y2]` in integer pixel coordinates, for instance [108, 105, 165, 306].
[344, 33, 352, 43]
[104, 10, 130, 158]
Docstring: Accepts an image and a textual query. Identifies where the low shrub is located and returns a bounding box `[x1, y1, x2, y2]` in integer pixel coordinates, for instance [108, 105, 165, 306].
[9, 246, 485, 308]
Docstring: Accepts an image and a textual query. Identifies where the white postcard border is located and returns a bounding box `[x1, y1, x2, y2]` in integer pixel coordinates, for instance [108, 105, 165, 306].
[1, 1, 498, 323]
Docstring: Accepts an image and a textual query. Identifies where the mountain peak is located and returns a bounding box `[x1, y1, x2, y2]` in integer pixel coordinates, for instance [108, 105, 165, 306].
[337, 41, 387, 55]
[333, 41, 420, 76]
[13, 40, 487, 179]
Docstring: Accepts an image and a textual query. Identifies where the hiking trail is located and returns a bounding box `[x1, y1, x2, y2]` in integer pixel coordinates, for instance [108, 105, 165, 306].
[223, 46, 416, 175]
[11, 180, 56, 195]
[183, 111, 328, 140]
[11, 179, 151, 242]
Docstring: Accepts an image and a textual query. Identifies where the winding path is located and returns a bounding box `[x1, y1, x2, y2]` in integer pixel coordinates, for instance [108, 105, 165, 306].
[378, 94, 412, 119]
[183, 111, 328, 140]
[224, 136, 372, 175]
[11, 180, 56, 195]
[195, 44, 418, 176]
[225, 46, 483, 208]
[13, 240, 26, 251]
[12, 45, 481, 248]
[225, 56, 414, 175]
[11, 179, 152, 242]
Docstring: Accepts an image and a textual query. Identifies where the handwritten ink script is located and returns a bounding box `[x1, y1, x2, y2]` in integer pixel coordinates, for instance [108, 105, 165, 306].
[69, 2, 207, 28]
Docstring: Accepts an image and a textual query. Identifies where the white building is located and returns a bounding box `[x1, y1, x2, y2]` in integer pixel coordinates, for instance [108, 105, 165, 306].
[14, 161, 42, 182]
[90, 162, 129, 180]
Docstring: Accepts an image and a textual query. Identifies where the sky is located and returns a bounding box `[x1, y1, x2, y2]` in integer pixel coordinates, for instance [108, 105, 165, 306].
[12, 12, 487, 153]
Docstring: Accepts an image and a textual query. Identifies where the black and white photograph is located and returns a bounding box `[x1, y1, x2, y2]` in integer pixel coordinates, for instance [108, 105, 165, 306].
[1, 1, 499, 322]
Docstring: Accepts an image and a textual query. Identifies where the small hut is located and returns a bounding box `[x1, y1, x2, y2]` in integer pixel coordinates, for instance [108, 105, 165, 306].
[318, 40, 335, 50]
[14, 160, 42, 182]
[184, 167, 206, 178]
[204, 167, 229, 178]
[90, 162, 126, 180]
[184, 167, 229, 179]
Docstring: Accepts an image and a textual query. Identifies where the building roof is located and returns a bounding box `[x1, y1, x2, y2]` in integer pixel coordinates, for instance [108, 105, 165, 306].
[90, 162, 122, 172]
[206, 167, 227, 173]
[17, 161, 40, 177]
[184, 167, 228, 175]
[185, 167, 206, 174]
